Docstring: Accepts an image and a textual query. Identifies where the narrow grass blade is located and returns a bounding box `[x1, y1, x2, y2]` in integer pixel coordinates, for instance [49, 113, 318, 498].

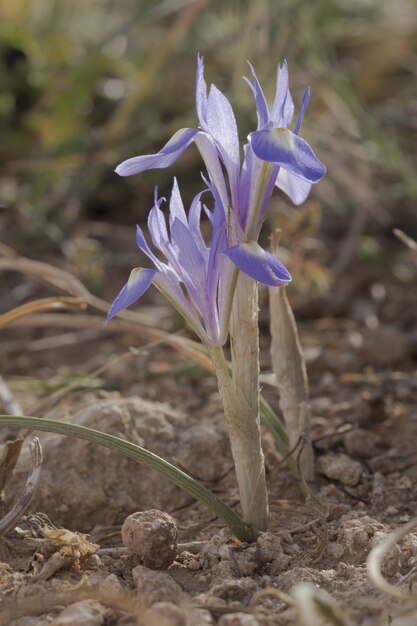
[0, 415, 255, 542]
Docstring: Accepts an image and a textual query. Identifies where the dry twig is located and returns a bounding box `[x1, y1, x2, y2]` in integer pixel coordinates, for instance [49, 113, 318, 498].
[0, 375, 22, 416]
[0, 437, 42, 535]
[367, 516, 417, 601]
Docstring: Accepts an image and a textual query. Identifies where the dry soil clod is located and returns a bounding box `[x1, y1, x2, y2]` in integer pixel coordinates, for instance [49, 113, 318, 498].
[121, 509, 178, 570]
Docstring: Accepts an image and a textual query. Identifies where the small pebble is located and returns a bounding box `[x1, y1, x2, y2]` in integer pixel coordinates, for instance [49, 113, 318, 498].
[362, 325, 410, 366]
[343, 428, 378, 458]
[121, 509, 178, 569]
[317, 452, 363, 486]
[133, 565, 187, 606]
[327, 542, 345, 559]
[217, 613, 259, 626]
[53, 600, 107, 626]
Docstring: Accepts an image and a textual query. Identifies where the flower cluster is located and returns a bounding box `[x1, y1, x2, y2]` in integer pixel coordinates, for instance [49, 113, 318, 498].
[107, 57, 326, 346]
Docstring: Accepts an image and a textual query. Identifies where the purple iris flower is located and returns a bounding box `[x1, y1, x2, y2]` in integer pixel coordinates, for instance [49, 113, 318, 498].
[115, 56, 326, 240]
[105, 179, 291, 346]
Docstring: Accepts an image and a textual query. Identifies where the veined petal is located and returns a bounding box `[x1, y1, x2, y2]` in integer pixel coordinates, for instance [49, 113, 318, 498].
[148, 201, 169, 254]
[206, 84, 240, 200]
[169, 178, 187, 228]
[224, 241, 291, 286]
[245, 62, 270, 129]
[115, 128, 198, 177]
[196, 54, 208, 127]
[148, 201, 183, 277]
[135, 224, 163, 269]
[194, 133, 229, 210]
[153, 271, 209, 345]
[275, 168, 312, 205]
[239, 144, 278, 237]
[250, 128, 326, 183]
[294, 87, 310, 135]
[188, 191, 207, 254]
[271, 61, 294, 127]
[105, 268, 157, 323]
[170, 218, 207, 308]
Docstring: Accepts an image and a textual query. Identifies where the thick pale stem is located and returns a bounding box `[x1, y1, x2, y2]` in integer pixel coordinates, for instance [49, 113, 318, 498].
[220, 271, 269, 531]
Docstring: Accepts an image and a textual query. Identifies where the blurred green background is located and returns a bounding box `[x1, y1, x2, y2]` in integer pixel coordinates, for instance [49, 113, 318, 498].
[1, 0, 416, 302]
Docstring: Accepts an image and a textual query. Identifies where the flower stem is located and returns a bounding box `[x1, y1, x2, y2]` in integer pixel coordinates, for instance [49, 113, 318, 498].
[211, 274, 269, 532]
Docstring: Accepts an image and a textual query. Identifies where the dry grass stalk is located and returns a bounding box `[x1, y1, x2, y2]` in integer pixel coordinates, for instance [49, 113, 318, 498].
[0, 375, 22, 416]
[0, 297, 86, 329]
[367, 516, 417, 601]
[0, 438, 42, 535]
[292, 582, 349, 626]
[269, 230, 314, 485]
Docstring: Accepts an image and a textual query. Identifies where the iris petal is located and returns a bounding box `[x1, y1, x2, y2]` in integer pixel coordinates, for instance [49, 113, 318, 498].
[224, 241, 291, 286]
[194, 132, 229, 210]
[170, 218, 207, 305]
[105, 268, 157, 323]
[245, 62, 270, 129]
[169, 178, 187, 228]
[271, 61, 294, 127]
[196, 54, 208, 127]
[135, 224, 163, 269]
[206, 84, 240, 200]
[294, 87, 310, 135]
[275, 168, 312, 205]
[115, 128, 198, 177]
[250, 128, 326, 183]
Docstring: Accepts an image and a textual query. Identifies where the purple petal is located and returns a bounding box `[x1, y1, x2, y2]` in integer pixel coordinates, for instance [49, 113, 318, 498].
[135, 224, 163, 269]
[196, 54, 208, 127]
[169, 178, 187, 228]
[147, 201, 183, 276]
[245, 62, 270, 129]
[294, 87, 310, 135]
[250, 128, 326, 183]
[188, 191, 207, 253]
[271, 61, 294, 128]
[115, 128, 198, 177]
[153, 271, 209, 343]
[194, 133, 230, 209]
[224, 241, 291, 286]
[105, 268, 157, 323]
[275, 168, 312, 205]
[148, 201, 169, 254]
[169, 217, 209, 319]
[239, 145, 278, 236]
[206, 84, 240, 200]
[170, 218, 207, 305]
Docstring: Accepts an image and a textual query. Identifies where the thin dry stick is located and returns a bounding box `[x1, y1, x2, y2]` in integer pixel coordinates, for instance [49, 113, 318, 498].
[269, 231, 315, 485]
[0, 254, 156, 327]
[367, 516, 417, 601]
[0, 297, 86, 329]
[0, 437, 42, 535]
[393, 228, 417, 252]
[10, 313, 213, 371]
[0, 249, 207, 364]
[5, 329, 104, 353]
[0, 375, 23, 416]
[291, 582, 348, 626]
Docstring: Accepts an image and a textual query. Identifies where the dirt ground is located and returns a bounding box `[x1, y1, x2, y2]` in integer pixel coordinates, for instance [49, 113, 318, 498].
[0, 229, 416, 626]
